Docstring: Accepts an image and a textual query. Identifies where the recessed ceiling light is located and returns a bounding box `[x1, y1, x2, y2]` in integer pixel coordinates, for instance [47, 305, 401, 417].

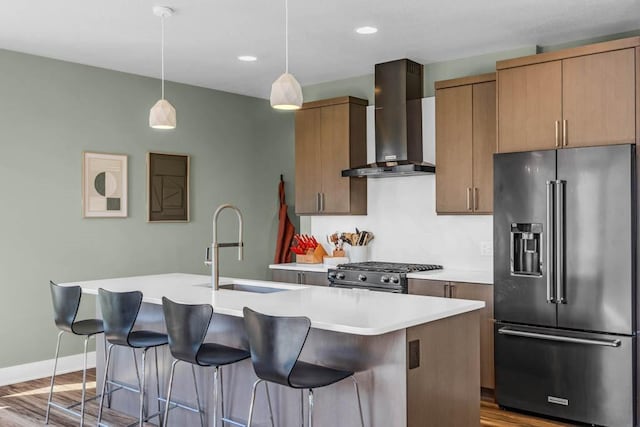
[355, 26, 378, 35]
[238, 55, 258, 62]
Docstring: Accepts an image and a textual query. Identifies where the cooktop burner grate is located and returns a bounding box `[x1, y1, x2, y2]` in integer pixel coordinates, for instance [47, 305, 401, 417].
[336, 261, 443, 274]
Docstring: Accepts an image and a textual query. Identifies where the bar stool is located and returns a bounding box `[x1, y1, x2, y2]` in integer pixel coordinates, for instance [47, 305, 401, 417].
[96, 288, 168, 427]
[46, 281, 105, 426]
[161, 297, 251, 427]
[242, 307, 365, 427]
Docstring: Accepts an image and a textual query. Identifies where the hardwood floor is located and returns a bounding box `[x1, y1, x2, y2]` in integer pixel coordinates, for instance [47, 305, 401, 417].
[0, 370, 574, 426]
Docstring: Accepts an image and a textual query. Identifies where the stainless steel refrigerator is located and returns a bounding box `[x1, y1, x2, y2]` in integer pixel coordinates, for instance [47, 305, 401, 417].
[493, 144, 638, 426]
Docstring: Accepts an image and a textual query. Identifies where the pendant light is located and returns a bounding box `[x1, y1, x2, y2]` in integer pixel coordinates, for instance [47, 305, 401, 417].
[270, 0, 303, 110]
[149, 6, 176, 129]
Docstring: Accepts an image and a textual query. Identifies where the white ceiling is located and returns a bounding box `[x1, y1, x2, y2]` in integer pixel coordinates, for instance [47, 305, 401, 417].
[1, 0, 639, 99]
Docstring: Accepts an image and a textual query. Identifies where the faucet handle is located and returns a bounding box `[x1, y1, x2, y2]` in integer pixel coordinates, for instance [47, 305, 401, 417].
[204, 247, 213, 266]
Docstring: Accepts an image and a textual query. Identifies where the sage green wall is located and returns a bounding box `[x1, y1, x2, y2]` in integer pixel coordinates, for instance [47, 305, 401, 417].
[0, 49, 296, 368]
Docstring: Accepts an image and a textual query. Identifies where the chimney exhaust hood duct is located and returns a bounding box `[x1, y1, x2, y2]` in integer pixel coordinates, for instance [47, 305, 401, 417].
[342, 59, 435, 178]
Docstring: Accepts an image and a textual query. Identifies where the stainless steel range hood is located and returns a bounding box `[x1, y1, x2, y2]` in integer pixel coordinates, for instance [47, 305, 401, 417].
[342, 59, 435, 178]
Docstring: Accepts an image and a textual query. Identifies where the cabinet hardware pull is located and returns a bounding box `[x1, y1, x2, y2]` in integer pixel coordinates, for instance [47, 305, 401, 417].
[449, 284, 455, 298]
[466, 188, 472, 210]
[562, 120, 568, 146]
[443, 284, 449, 298]
[555, 121, 560, 148]
[316, 193, 321, 212]
[474, 188, 479, 211]
[321, 193, 325, 212]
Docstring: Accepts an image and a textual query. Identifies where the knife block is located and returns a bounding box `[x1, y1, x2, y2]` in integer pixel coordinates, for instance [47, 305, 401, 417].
[296, 245, 328, 264]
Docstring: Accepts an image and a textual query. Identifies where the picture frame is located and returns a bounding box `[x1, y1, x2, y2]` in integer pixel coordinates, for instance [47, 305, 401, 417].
[82, 152, 128, 218]
[147, 152, 190, 222]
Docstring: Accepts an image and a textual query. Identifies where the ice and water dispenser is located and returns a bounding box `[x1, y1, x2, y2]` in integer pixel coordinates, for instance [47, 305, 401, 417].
[510, 223, 542, 277]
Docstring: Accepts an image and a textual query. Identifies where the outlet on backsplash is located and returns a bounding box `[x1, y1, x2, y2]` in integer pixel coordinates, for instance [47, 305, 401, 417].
[480, 241, 493, 257]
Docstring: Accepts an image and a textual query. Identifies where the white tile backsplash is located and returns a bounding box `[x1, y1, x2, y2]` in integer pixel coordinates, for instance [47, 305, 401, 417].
[305, 97, 493, 271]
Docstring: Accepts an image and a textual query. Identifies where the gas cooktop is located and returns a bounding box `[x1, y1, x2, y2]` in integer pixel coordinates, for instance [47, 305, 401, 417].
[336, 261, 443, 274]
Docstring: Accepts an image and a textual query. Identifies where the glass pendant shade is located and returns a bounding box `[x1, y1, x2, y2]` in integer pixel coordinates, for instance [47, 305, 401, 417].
[149, 99, 176, 129]
[270, 72, 303, 110]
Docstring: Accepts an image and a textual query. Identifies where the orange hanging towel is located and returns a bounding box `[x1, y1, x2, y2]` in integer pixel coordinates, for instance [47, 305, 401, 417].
[274, 175, 296, 264]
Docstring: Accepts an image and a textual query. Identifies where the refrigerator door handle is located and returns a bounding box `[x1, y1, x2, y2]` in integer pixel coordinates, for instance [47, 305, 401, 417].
[556, 180, 566, 303]
[546, 180, 555, 303]
[498, 327, 621, 347]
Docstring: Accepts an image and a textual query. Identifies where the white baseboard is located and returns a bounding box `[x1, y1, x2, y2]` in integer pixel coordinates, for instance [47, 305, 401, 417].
[0, 352, 96, 387]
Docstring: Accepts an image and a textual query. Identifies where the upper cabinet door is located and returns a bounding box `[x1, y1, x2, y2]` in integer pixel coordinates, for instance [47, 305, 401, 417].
[562, 48, 636, 148]
[436, 85, 473, 213]
[320, 104, 351, 214]
[472, 81, 496, 213]
[498, 61, 562, 153]
[295, 108, 323, 214]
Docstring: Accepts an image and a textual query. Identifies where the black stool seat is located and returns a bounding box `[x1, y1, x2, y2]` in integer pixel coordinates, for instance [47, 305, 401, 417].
[289, 361, 352, 389]
[70, 319, 104, 336]
[196, 343, 250, 367]
[128, 330, 169, 348]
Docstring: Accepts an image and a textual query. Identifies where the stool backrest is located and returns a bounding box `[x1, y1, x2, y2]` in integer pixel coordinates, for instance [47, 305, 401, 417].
[162, 297, 213, 365]
[242, 307, 311, 387]
[50, 281, 81, 333]
[98, 288, 143, 346]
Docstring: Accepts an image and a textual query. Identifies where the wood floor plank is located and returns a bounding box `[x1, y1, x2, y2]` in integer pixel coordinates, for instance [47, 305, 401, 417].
[0, 370, 576, 426]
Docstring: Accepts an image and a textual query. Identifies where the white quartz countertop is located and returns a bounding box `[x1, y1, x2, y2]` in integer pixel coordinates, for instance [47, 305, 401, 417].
[269, 263, 329, 272]
[62, 273, 484, 336]
[406, 269, 493, 285]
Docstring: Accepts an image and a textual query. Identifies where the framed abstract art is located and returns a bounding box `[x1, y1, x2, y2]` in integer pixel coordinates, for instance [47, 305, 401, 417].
[82, 152, 128, 218]
[147, 152, 190, 222]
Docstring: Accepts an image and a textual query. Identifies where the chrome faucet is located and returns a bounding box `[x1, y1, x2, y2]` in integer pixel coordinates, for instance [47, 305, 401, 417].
[205, 204, 243, 290]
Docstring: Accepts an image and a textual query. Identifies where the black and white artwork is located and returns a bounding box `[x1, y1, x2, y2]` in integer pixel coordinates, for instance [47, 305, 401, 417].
[82, 152, 128, 218]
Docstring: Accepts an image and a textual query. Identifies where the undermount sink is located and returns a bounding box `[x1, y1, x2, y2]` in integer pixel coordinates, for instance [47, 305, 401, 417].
[219, 283, 286, 294]
[194, 282, 288, 294]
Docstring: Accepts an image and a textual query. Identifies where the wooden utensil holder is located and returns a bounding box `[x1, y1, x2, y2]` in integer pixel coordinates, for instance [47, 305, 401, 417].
[332, 249, 346, 257]
[296, 245, 328, 264]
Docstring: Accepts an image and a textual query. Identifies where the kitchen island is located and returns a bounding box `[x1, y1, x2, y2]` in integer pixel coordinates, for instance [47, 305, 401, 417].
[63, 273, 484, 427]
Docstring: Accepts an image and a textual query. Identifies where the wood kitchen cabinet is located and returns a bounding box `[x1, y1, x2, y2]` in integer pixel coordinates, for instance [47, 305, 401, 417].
[295, 97, 367, 215]
[408, 278, 495, 390]
[497, 37, 639, 153]
[271, 269, 330, 286]
[435, 73, 495, 214]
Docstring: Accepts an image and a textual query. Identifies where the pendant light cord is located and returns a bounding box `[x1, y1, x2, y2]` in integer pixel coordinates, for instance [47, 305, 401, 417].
[285, 0, 289, 74]
[161, 15, 165, 99]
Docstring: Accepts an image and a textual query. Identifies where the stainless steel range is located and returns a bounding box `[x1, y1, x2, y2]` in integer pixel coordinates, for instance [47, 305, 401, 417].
[328, 262, 443, 293]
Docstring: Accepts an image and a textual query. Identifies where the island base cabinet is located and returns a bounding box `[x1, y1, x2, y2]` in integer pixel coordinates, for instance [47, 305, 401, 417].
[96, 302, 481, 427]
[407, 310, 480, 427]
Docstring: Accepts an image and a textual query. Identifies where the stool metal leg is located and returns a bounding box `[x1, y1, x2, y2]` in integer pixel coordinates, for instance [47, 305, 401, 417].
[162, 359, 179, 427]
[97, 343, 115, 425]
[246, 379, 261, 427]
[264, 383, 275, 427]
[351, 376, 365, 427]
[219, 367, 225, 424]
[45, 330, 64, 425]
[300, 390, 304, 427]
[191, 365, 205, 427]
[103, 334, 112, 409]
[308, 389, 314, 427]
[154, 347, 163, 427]
[80, 335, 90, 426]
[139, 348, 148, 427]
[213, 366, 219, 427]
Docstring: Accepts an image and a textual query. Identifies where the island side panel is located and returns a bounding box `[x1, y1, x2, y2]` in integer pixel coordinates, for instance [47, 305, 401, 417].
[407, 310, 481, 427]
